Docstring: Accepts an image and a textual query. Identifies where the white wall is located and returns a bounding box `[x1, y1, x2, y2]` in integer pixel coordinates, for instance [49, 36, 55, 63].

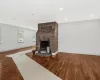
[0, 23, 36, 52]
[58, 19, 100, 55]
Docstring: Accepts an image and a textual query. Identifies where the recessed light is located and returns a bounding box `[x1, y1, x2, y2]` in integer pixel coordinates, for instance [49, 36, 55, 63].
[12, 18, 16, 20]
[90, 14, 94, 18]
[32, 14, 34, 15]
[60, 8, 63, 11]
[65, 18, 67, 20]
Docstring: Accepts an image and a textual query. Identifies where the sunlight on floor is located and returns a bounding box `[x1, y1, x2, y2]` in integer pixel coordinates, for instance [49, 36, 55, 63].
[6, 50, 61, 80]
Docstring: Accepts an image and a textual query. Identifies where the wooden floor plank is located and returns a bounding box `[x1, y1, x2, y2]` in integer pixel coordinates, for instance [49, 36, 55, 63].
[1, 47, 100, 80]
[26, 52, 100, 80]
[0, 46, 32, 80]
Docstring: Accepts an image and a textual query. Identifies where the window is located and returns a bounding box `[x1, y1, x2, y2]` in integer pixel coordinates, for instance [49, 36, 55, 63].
[32, 30, 36, 42]
[0, 26, 1, 44]
[18, 28, 24, 43]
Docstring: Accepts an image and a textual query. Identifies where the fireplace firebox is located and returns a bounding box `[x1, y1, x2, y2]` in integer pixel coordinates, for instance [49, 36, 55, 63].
[36, 22, 58, 56]
[39, 40, 51, 53]
[40, 41, 49, 50]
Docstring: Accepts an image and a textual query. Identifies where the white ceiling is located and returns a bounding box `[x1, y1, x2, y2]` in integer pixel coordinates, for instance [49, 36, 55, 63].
[0, 0, 100, 30]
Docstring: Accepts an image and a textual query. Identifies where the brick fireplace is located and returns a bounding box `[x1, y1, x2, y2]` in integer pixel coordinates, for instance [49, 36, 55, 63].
[36, 22, 58, 55]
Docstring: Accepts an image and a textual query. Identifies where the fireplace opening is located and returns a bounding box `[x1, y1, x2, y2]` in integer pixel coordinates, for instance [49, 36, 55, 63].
[39, 40, 51, 53]
[40, 41, 49, 49]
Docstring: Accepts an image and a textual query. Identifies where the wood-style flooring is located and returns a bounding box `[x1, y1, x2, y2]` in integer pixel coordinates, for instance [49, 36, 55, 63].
[1, 46, 100, 80]
[26, 52, 100, 80]
[0, 46, 32, 80]
[1, 58, 23, 80]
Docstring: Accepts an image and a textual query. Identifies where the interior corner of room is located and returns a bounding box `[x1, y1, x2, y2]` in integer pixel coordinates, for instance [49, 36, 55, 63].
[1, 19, 100, 55]
[0, 0, 100, 80]
[0, 23, 37, 52]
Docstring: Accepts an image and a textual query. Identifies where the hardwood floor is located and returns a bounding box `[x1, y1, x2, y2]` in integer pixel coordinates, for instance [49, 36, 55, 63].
[0, 46, 33, 61]
[0, 46, 33, 80]
[1, 58, 23, 80]
[26, 52, 100, 80]
[1, 46, 100, 80]
[0, 46, 32, 54]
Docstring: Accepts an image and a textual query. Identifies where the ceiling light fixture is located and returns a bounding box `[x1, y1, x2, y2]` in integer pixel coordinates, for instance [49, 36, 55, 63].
[12, 18, 16, 20]
[60, 8, 63, 11]
[65, 18, 67, 20]
[32, 14, 34, 15]
[90, 14, 94, 18]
